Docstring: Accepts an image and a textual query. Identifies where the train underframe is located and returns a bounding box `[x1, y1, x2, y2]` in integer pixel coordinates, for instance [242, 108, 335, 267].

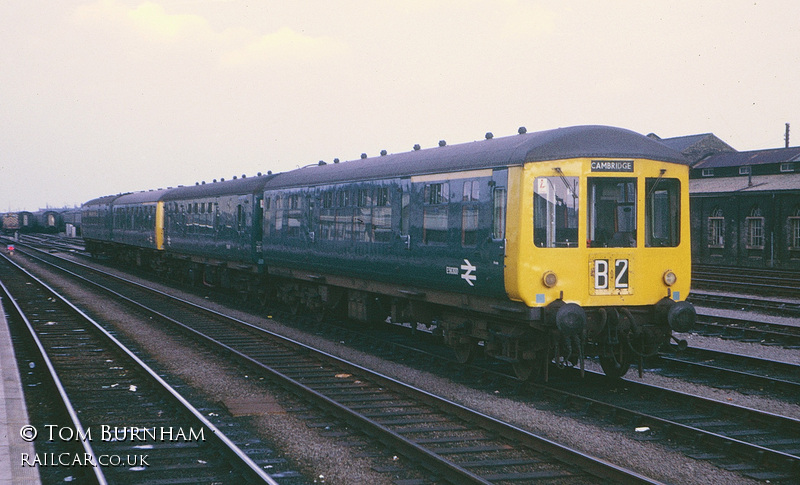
[89, 243, 693, 381]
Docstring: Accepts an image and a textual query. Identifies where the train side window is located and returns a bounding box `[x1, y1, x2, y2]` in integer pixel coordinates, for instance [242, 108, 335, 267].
[375, 187, 389, 207]
[492, 187, 506, 240]
[707, 208, 725, 248]
[425, 182, 449, 205]
[645, 178, 680, 247]
[423, 207, 447, 244]
[287, 194, 302, 238]
[462, 207, 478, 247]
[587, 178, 636, 248]
[534, 176, 579, 248]
[462, 181, 479, 201]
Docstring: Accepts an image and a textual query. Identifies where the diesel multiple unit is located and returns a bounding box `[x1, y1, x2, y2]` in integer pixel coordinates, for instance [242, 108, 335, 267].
[82, 125, 696, 380]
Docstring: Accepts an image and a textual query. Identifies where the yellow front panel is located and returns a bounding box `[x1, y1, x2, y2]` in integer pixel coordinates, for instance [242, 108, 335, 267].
[504, 158, 692, 308]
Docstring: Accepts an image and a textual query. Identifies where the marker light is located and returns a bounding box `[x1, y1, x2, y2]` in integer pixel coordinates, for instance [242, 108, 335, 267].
[543, 271, 558, 288]
[663, 271, 677, 286]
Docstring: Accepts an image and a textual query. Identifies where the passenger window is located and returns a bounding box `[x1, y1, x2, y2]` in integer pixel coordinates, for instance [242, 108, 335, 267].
[462, 207, 478, 247]
[646, 178, 680, 247]
[534, 176, 579, 247]
[587, 178, 636, 248]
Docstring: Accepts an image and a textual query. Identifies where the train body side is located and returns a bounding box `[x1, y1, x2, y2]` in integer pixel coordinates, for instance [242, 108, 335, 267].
[260, 169, 508, 299]
[161, 176, 274, 267]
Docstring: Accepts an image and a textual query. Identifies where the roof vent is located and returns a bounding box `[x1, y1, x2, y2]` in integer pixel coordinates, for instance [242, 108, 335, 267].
[221, 178, 225, 181]
[242, 174, 246, 178]
[195, 182, 199, 186]
[518, 126, 527, 134]
[257, 172, 262, 176]
[213, 179, 217, 183]
[485, 132, 493, 139]
[334, 158, 340, 164]
[361, 153, 367, 159]
[267, 171, 272, 175]
[233, 176, 237, 180]
[439, 140, 446, 147]
[201, 181, 205, 185]
[380, 149, 387, 156]
[318, 160, 326, 166]
[413, 144, 421, 151]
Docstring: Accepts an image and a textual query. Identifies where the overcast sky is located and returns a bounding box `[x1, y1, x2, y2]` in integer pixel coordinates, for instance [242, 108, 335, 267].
[2, 0, 799, 211]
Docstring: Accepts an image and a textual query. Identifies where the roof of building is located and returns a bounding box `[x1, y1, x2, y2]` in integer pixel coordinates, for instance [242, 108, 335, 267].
[655, 133, 714, 152]
[690, 172, 800, 194]
[694, 146, 800, 169]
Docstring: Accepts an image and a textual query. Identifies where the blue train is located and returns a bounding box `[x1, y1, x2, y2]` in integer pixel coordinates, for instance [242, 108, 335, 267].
[82, 126, 696, 380]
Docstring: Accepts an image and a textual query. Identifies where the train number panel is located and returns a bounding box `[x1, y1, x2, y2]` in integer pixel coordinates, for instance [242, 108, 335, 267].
[589, 257, 632, 295]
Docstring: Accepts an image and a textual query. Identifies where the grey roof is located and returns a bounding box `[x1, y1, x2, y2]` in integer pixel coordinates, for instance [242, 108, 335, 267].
[83, 194, 128, 207]
[690, 172, 800, 194]
[694, 146, 800, 169]
[656, 133, 715, 152]
[161, 174, 276, 201]
[113, 188, 172, 205]
[265, 125, 688, 189]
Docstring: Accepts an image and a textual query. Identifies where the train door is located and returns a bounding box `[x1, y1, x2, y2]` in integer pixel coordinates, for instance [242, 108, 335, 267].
[254, 195, 264, 257]
[398, 178, 412, 250]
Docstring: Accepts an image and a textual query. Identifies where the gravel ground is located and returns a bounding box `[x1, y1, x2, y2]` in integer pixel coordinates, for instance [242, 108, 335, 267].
[23, 255, 796, 484]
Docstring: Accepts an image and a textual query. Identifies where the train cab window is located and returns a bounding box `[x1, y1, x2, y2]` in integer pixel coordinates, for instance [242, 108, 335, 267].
[645, 178, 680, 247]
[534, 176, 579, 248]
[492, 187, 506, 240]
[587, 178, 636, 248]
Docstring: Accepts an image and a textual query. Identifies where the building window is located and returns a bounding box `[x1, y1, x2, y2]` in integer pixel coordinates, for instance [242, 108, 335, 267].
[745, 207, 764, 249]
[702, 168, 714, 177]
[789, 208, 800, 250]
[707, 208, 725, 248]
[780, 162, 794, 173]
[739, 166, 751, 175]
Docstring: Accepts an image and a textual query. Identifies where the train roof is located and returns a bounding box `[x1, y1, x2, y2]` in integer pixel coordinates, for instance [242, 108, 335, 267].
[161, 173, 277, 201]
[265, 125, 688, 189]
[83, 194, 128, 207]
[113, 188, 172, 205]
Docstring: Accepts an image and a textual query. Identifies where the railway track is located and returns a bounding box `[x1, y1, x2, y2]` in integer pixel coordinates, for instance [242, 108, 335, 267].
[12, 242, 660, 483]
[692, 264, 800, 298]
[0, 254, 279, 484]
[377, 334, 800, 483]
[691, 312, 800, 349]
[657, 345, 800, 398]
[689, 290, 800, 317]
